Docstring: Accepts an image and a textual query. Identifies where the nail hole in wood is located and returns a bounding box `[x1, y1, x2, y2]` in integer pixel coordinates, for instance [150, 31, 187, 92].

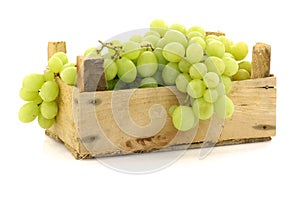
[81, 135, 99, 143]
[88, 98, 102, 105]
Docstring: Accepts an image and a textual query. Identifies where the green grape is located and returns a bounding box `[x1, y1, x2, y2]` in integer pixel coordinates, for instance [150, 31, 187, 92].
[32, 95, 43, 105]
[187, 31, 205, 39]
[214, 95, 234, 119]
[172, 105, 196, 131]
[153, 48, 168, 65]
[19, 88, 39, 101]
[192, 98, 214, 120]
[206, 35, 220, 41]
[164, 30, 188, 48]
[189, 36, 206, 49]
[206, 39, 225, 58]
[102, 52, 114, 59]
[223, 52, 234, 58]
[187, 26, 205, 36]
[168, 105, 178, 117]
[231, 42, 248, 61]
[142, 35, 160, 48]
[162, 42, 185, 62]
[39, 81, 59, 102]
[44, 69, 55, 81]
[238, 61, 252, 74]
[139, 77, 158, 88]
[18, 102, 39, 123]
[189, 63, 207, 79]
[218, 36, 233, 52]
[162, 62, 180, 85]
[156, 38, 168, 49]
[205, 56, 225, 75]
[61, 62, 76, 72]
[122, 41, 141, 60]
[140, 41, 153, 52]
[150, 19, 168, 37]
[84, 47, 98, 57]
[222, 56, 239, 76]
[152, 67, 164, 85]
[108, 40, 123, 54]
[137, 51, 158, 77]
[144, 31, 161, 38]
[52, 52, 68, 65]
[38, 114, 55, 129]
[221, 75, 232, 94]
[22, 73, 44, 92]
[178, 58, 191, 73]
[116, 57, 137, 83]
[60, 67, 77, 85]
[175, 73, 191, 93]
[48, 55, 63, 73]
[103, 59, 118, 81]
[169, 23, 186, 35]
[186, 43, 203, 64]
[40, 101, 58, 119]
[187, 79, 205, 98]
[215, 83, 226, 96]
[203, 88, 219, 103]
[232, 69, 250, 81]
[107, 79, 118, 90]
[130, 34, 143, 43]
[203, 72, 219, 88]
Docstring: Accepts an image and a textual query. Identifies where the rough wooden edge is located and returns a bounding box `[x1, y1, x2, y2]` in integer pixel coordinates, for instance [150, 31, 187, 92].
[251, 42, 271, 78]
[48, 41, 66, 59]
[206, 31, 225, 36]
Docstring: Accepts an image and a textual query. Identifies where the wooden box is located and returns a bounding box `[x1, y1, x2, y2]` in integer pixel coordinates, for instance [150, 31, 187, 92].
[46, 41, 276, 159]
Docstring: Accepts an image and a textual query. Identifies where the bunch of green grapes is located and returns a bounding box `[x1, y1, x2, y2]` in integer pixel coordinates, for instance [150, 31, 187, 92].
[18, 52, 76, 129]
[82, 19, 252, 131]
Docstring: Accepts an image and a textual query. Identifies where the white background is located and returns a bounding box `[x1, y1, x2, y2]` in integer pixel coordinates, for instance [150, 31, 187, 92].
[1, 0, 299, 199]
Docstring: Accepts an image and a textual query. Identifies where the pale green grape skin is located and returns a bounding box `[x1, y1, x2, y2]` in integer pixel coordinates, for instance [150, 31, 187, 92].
[187, 31, 205, 39]
[164, 30, 188, 48]
[169, 23, 186, 35]
[44, 69, 55, 81]
[48, 56, 63, 73]
[222, 56, 239, 76]
[221, 75, 232, 94]
[22, 74, 44, 92]
[40, 101, 58, 119]
[225, 95, 234, 118]
[215, 83, 226, 96]
[205, 56, 225, 75]
[150, 19, 168, 37]
[231, 42, 248, 61]
[52, 52, 68, 65]
[187, 26, 205, 36]
[156, 38, 168, 49]
[203, 72, 220, 88]
[175, 73, 191, 93]
[144, 31, 161, 38]
[186, 43, 203, 64]
[168, 105, 178, 117]
[189, 36, 206, 49]
[130, 34, 143, 43]
[206, 40, 225, 58]
[172, 106, 196, 131]
[206, 35, 220, 41]
[122, 41, 141, 60]
[189, 63, 207, 80]
[214, 95, 226, 119]
[142, 35, 160, 48]
[218, 36, 233, 53]
[102, 52, 114, 59]
[39, 81, 59, 102]
[238, 61, 252, 74]
[108, 40, 123, 54]
[162, 62, 180, 85]
[103, 59, 118, 81]
[187, 79, 205, 98]
[192, 98, 214, 120]
[139, 77, 158, 88]
[178, 58, 191, 73]
[84, 47, 98, 57]
[60, 67, 77, 85]
[61, 62, 76, 72]
[162, 42, 185, 62]
[32, 95, 43, 105]
[223, 52, 234, 58]
[232, 69, 250, 81]
[203, 88, 219, 103]
[152, 68, 164, 85]
[19, 88, 39, 101]
[153, 48, 168, 65]
[38, 114, 55, 129]
[18, 102, 39, 123]
[116, 57, 137, 83]
[137, 51, 158, 77]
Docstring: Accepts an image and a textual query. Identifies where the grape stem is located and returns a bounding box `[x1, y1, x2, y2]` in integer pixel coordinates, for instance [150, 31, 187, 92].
[98, 40, 123, 60]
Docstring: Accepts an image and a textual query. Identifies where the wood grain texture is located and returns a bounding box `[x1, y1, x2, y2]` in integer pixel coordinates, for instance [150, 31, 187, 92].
[47, 41, 66, 59]
[251, 43, 271, 78]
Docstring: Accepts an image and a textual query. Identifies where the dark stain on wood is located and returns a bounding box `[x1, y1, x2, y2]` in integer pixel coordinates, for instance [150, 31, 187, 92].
[252, 124, 276, 130]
